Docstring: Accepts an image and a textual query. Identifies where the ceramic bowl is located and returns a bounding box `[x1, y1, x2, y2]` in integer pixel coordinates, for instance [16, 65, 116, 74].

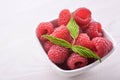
[35, 26, 116, 77]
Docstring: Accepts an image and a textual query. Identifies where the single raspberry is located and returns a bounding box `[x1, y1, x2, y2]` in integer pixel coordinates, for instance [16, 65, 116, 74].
[48, 45, 69, 64]
[51, 25, 72, 42]
[67, 53, 88, 70]
[43, 41, 53, 52]
[36, 22, 54, 41]
[73, 7, 91, 26]
[92, 37, 113, 58]
[86, 21, 103, 39]
[75, 33, 92, 50]
[58, 9, 71, 26]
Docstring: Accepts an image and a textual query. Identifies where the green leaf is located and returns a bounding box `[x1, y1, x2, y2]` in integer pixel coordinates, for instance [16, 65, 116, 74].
[42, 35, 72, 48]
[67, 16, 79, 39]
[72, 45, 101, 62]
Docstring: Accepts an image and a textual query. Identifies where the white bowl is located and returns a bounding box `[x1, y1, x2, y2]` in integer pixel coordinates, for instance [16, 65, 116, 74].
[35, 27, 116, 77]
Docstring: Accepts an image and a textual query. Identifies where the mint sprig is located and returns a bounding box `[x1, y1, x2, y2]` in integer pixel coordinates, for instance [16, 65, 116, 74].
[72, 45, 101, 62]
[42, 16, 101, 62]
[67, 16, 79, 44]
[67, 16, 79, 39]
[42, 35, 72, 48]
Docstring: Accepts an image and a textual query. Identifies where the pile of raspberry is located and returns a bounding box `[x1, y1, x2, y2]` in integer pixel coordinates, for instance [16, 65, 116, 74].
[36, 7, 113, 70]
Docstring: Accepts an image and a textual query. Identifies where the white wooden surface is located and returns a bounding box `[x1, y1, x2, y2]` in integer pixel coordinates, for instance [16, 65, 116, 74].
[0, 0, 120, 80]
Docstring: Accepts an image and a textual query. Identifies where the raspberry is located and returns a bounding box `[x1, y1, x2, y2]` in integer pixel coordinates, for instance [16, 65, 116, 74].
[48, 45, 69, 64]
[43, 41, 53, 52]
[36, 22, 54, 41]
[67, 53, 88, 69]
[58, 9, 71, 26]
[92, 37, 113, 58]
[75, 33, 92, 50]
[73, 7, 91, 26]
[86, 21, 103, 39]
[51, 25, 72, 42]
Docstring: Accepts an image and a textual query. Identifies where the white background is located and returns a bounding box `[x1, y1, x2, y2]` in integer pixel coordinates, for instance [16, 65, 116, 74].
[0, 0, 120, 80]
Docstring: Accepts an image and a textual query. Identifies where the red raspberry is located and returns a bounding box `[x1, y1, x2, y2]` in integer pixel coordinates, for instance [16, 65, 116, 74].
[51, 25, 72, 42]
[67, 53, 88, 69]
[36, 22, 54, 41]
[58, 9, 71, 26]
[75, 33, 92, 50]
[43, 41, 53, 52]
[86, 21, 103, 39]
[92, 37, 113, 58]
[48, 45, 69, 64]
[73, 7, 91, 26]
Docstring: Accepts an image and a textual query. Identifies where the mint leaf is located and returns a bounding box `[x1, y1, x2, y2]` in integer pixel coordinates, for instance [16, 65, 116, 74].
[67, 16, 79, 39]
[72, 45, 101, 62]
[42, 35, 72, 48]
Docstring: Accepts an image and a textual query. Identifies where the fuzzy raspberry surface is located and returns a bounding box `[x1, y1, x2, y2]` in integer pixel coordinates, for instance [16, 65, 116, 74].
[75, 33, 92, 50]
[58, 9, 71, 26]
[36, 22, 54, 41]
[73, 7, 91, 26]
[67, 53, 88, 69]
[43, 41, 53, 52]
[51, 25, 72, 42]
[48, 45, 69, 64]
[86, 21, 103, 39]
[92, 37, 113, 58]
